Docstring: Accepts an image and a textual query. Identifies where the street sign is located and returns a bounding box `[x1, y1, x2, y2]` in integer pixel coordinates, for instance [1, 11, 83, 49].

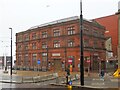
[86, 60, 90, 63]
[68, 58, 72, 64]
[37, 60, 41, 65]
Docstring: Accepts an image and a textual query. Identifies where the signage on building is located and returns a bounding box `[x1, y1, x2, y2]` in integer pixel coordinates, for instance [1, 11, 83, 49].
[68, 58, 72, 64]
[52, 53, 60, 56]
[37, 59, 41, 65]
[86, 60, 90, 63]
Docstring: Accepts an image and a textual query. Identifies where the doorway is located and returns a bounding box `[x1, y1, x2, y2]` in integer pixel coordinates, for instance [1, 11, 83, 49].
[53, 59, 62, 71]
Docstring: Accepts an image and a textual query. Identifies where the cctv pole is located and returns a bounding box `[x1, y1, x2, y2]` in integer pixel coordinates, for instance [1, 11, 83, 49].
[80, 0, 84, 86]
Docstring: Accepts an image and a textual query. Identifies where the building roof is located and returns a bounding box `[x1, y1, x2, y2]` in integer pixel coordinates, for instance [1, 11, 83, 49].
[16, 16, 105, 34]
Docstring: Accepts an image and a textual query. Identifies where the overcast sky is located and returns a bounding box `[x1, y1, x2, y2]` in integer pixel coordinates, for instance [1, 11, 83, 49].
[0, 0, 119, 59]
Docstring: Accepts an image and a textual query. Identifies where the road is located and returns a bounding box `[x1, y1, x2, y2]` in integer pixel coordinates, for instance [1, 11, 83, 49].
[0, 79, 64, 89]
[73, 77, 119, 88]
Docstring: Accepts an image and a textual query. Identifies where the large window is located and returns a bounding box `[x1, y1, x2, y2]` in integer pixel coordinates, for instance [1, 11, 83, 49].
[32, 33, 36, 40]
[53, 29, 60, 37]
[18, 54, 22, 65]
[24, 34, 29, 41]
[18, 45, 22, 51]
[32, 42, 37, 49]
[84, 39, 89, 47]
[68, 40, 74, 47]
[93, 40, 98, 48]
[24, 44, 29, 50]
[42, 31, 47, 38]
[67, 26, 75, 35]
[32, 53, 37, 66]
[54, 40, 60, 48]
[42, 42, 47, 49]
[24, 54, 29, 66]
[17, 35, 22, 42]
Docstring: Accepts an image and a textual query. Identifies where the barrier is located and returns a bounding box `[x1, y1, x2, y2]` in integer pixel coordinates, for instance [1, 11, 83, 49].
[21, 73, 59, 83]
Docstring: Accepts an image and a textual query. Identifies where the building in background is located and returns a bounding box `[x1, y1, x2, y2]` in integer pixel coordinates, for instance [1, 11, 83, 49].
[0, 56, 11, 69]
[16, 16, 106, 72]
[94, 14, 118, 71]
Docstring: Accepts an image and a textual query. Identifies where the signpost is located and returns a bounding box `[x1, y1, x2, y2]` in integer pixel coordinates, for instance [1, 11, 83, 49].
[37, 60, 41, 65]
[37, 59, 41, 71]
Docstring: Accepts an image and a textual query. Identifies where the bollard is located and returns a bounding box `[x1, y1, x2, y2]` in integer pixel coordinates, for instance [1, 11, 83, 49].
[67, 80, 72, 90]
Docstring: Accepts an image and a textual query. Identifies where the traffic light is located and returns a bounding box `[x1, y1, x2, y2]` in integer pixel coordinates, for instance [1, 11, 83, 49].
[66, 68, 70, 76]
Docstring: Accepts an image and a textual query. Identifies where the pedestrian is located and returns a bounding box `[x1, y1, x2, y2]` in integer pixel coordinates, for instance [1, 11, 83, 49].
[100, 70, 105, 81]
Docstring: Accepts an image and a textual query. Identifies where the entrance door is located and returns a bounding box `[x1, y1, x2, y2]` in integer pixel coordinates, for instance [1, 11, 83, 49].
[53, 59, 62, 71]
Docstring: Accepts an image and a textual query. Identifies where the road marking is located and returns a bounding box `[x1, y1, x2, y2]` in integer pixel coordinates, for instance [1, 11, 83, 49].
[91, 82, 105, 85]
[92, 78, 104, 81]
[110, 79, 118, 82]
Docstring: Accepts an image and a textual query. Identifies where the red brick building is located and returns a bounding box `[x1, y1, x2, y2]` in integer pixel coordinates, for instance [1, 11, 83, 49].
[95, 14, 118, 58]
[16, 16, 106, 72]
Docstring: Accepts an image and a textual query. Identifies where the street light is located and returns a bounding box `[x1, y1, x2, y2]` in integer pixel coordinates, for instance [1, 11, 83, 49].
[9, 28, 12, 76]
[80, 0, 84, 86]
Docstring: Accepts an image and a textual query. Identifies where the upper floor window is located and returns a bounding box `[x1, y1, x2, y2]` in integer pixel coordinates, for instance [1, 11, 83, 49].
[24, 44, 29, 50]
[17, 35, 22, 42]
[93, 31, 98, 37]
[18, 45, 22, 51]
[42, 52, 47, 57]
[93, 40, 98, 48]
[101, 42, 105, 48]
[68, 40, 74, 47]
[53, 29, 60, 37]
[32, 42, 37, 49]
[84, 39, 89, 47]
[67, 26, 75, 35]
[42, 42, 47, 49]
[42, 31, 47, 38]
[54, 40, 60, 48]
[32, 33, 36, 40]
[83, 27, 89, 34]
[24, 34, 29, 41]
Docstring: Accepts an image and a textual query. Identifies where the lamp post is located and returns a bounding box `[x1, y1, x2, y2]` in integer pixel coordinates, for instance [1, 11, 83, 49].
[9, 28, 12, 76]
[80, 0, 84, 86]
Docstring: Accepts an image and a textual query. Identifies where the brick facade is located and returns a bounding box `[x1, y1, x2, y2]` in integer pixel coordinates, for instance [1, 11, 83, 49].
[95, 14, 118, 57]
[16, 16, 106, 72]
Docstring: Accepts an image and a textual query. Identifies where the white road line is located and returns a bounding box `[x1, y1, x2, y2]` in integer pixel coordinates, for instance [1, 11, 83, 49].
[91, 82, 105, 85]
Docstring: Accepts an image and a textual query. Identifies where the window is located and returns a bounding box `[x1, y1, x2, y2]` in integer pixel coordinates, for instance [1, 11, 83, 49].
[101, 42, 105, 47]
[67, 26, 75, 35]
[54, 40, 60, 48]
[17, 35, 22, 42]
[24, 34, 29, 41]
[42, 52, 47, 57]
[32, 33, 36, 40]
[84, 39, 89, 47]
[53, 30, 60, 37]
[42, 31, 47, 38]
[24, 44, 29, 50]
[18, 45, 22, 51]
[68, 40, 74, 47]
[42, 42, 47, 49]
[93, 31, 98, 37]
[32, 42, 37, 49]
[83, 27, 89, 34]
[42, 53, 47, 62]
[24, 54, 29, 66]
[18, 54, 22, 65]
[32, 53, 37, 66]
[93, 40, 98, 48]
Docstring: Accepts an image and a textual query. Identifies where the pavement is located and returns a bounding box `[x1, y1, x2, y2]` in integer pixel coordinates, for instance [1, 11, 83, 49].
[0, 69, 120, 90]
